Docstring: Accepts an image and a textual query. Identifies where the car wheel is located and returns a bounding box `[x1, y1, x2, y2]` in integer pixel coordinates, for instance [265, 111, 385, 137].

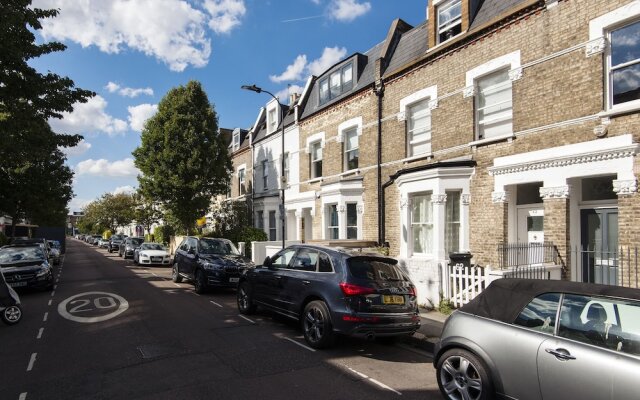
[436, 348, 494, 400]
[237, 282, 256, 314]
[302, 300, 334, 349]
[194, 270, 207, 294]
[1, 305, 22, 325]
[108, 248, 112, 253]
[172, 263, 182, 283]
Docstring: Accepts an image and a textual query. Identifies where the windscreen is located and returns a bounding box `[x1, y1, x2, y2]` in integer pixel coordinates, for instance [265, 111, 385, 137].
[199, 239, 240, 255]
[0, 247, 45, 265]
[347, 258, 407, 282]
[130, 238, 144, 246]
[141, 243, 165, 251]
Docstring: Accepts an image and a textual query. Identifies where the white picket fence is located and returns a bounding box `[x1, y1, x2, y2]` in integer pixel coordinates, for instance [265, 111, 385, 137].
[447, 264, 489, 307]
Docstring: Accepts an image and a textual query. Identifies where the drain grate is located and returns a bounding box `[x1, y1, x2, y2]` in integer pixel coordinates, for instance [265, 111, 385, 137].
[137, 343, 181, 360]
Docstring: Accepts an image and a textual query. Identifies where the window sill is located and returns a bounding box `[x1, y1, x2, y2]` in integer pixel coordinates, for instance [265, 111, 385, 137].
[308, 177, 323, 184]
[403, 153, 433, 165]
[468, 132, 515, 148]
[340, 169, 360, 178]
[599, 102, 640, 119]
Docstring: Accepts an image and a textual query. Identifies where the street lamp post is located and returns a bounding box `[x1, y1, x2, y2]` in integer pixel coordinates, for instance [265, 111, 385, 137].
[241, 84, 286, 249]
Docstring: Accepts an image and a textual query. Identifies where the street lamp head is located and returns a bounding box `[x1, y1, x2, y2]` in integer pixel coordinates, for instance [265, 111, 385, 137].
[241, 84, 262, 94]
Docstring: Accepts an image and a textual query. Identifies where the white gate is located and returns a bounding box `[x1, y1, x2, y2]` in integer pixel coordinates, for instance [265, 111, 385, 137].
[447, 264, 488, 308]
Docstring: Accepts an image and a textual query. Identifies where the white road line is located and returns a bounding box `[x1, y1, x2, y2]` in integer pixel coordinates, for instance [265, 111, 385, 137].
[37, 328, 44, 339]
[47, 300, 52, 306]
[18, 392, 27, 400]
[238, 314, 255, 324]
[50, 290, 55, 297]
[55, 278, 59, 283]
[26, 353, 37, 371]
[346, 366, 402, 395]
[210, 301, 223, 308]
[284, 337, 316, 352]
[53, 284, 57, 290]
[174, 283, 181, 288]
[43, 312, 48, 322]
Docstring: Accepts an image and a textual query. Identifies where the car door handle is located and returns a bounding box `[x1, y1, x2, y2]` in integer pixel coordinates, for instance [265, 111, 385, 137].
[274, 276, 282, 280]
[302, 280, 311, 285]
[545, 348, 576, 361]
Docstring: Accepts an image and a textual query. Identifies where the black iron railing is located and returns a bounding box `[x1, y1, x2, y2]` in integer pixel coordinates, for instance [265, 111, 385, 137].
[573, 247, 639, 288]
[498, 241, 557, 269]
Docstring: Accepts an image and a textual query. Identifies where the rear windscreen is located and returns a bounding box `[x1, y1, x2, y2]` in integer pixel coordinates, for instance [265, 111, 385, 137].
[347, 258, 407, 282]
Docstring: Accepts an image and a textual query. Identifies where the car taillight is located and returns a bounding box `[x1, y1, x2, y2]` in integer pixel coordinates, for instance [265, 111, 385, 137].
[408, 285, 416, 297]
[340, 282, 375, 296]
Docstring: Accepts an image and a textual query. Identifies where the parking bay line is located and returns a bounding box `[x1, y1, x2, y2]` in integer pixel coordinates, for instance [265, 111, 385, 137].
[210, 301, 223, 308]
[237, 314, 255, 324]
[37, 328, 44, 339]
[284, 337, 316, 352]
[43, 312, 48, 322]
[26, 353, 37, 372]
[345, 366, 402, 395]
[19, 393, 27, 400]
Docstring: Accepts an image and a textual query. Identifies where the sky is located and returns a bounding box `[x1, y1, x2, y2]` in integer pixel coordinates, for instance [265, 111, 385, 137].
[29, 0, 427, 213]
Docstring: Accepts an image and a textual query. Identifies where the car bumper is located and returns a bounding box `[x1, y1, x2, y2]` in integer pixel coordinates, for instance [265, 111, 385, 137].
[204, 272, 241, 287]
[5, 273, 53, 290]
[139, 258, 171, 266]
[333, 311, 421, 338]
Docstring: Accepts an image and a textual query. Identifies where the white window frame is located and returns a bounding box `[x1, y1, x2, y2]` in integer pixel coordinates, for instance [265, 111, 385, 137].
[589, 2, 640, 114]
[343, 128, 359, 172]
[399, 86, 437, 159]
[256, 210, 264, 230]
[319, 62, 354, 105]
[326, 204, 339, 240]
[410, 193, 434, 257]
[465, 51, 521, 146]
[262, 159, 268, 191]
[268, 210, 277, 241]
[436, 0, 462, 44]
[283, 152, 290, 184]
[445, 190, 461, 254]
[474, 68, 513, 141]
[407, 99, 432, 157]
[232, 131, 240, 151]
[237, 164, 246, 196]
[266, 100, 279, 134]
[346, 203, 358, 239]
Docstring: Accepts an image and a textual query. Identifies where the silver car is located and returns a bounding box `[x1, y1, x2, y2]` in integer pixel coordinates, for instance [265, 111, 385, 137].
[434, 279, 640, 400]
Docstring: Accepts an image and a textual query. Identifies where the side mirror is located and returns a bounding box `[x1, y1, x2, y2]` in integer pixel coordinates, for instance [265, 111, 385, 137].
[263, 256, 273, 269]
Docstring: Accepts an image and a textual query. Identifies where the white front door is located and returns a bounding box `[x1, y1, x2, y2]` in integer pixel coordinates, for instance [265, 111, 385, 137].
[517, 207, 544, 265]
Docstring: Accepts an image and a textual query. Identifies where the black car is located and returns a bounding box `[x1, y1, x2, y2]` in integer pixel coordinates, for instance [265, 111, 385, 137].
[10, 237, 53, 266]
[119, 237, 144, 259]
[172, 237, 253, 294]
[108, 234, 127, 253]
[0, 244, 54, 291]
[237, 245, 420, 349]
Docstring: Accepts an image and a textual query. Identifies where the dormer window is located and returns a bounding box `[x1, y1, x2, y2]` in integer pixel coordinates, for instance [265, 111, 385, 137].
[232, 131, 240, 151]
[437, 0, 461, 44]
[267, 107, 278, 133]
[319, 62, 353, 105]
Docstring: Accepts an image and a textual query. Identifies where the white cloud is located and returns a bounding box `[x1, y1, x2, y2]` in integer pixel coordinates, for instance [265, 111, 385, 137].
[112, 185, 136, 195]
[128, 104, 158, 132]
[275, 85, 305, 104]
[76, 158, 140, 178]
[328, 0, 371, 22]
[68, 197, 92, 213]
[49, 95, 128, 136]
[34, 0, 212, 72]
[61, 139, 92, 157]
[307, 46, 348, 76]
[105, 82, 154, 98]
[270, 47, 348, 85]
[270, 55, 308, 83]
[203, 0, 246, 34]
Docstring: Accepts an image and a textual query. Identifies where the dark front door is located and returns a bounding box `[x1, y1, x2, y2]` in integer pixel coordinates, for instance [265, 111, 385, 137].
[580, 208, 618, 284]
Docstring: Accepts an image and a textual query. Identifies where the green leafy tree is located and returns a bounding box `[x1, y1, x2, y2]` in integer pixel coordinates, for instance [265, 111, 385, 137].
[133, 81, 232, 234]
[0, 0, 94, 234]
[99, 193, 137, 233]
[133, 191, 162, 236]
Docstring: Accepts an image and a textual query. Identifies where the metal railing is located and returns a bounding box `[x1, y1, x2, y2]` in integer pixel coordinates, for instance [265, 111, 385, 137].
[503, 265, 551, 280]
[573, 247, 639, 288]
[498, 241, 557, 269]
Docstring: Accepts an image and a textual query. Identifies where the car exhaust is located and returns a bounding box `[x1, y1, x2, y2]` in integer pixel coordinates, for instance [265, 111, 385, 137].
[365, 332, 375, 341]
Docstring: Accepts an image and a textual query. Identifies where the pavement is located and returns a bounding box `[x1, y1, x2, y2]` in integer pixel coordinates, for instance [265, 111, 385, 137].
[401, 308, 449, 354]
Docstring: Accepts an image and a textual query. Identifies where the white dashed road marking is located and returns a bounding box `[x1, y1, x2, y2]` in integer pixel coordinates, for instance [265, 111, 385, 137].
[284, 337, 316, 352]
[210, 301, 223, 308]
[42, 312, 48, 322]
[26, 353, 37, 372]
[18, 392, 27, 400]
[345, 366, 402, 395]
[37, 328, 44, 339]
[238, 314, 255, 324]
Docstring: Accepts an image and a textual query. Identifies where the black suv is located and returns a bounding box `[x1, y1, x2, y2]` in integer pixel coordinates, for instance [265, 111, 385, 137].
[172, 237, 253, 293]
[119, 237, 144, 259]
[0, 244, 54, 291]
[108, 234, 127, 253]
[237, 245, 420, 349]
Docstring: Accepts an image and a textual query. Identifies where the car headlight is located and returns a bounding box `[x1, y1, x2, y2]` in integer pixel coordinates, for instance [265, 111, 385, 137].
[140, 254, 149, 259]
[36, 266, 49, 278]
[202, 262, 222, 271]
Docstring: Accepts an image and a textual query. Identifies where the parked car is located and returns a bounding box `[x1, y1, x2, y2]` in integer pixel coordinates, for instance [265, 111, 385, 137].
[0, 269, 22, 325]
[89, 235, 101, 245]
[47, 240, 61, 265]
[134, 243, 171, 266]
[434, 278, 640, 400]
[0, 244, 54, 291]
[10, 237, 52, 265]
[108, 234, 127, 253]
[98, 238, 110, 248]
[237, 245, 420, 349]
[119, 237, 144, 259]
[172, 237, 252, 293]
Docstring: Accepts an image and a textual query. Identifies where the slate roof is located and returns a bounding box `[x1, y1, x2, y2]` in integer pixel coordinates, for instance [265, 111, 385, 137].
[383, 20, 428, 77]
[251, 103, 292, 146]
[470, 0, 532, 30]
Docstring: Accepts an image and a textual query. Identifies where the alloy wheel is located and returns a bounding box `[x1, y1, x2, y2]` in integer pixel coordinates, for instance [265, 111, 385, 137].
[3, 305, 22, 325]
[439, 355, 483, 400]
[304, 306, 326, 344]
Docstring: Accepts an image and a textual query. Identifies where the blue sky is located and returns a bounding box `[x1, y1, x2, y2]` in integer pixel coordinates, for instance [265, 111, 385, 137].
[29, 0, 427, 212]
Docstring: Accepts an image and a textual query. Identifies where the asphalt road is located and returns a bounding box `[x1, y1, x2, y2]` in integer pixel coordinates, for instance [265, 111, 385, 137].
[0, 239, 442, 400]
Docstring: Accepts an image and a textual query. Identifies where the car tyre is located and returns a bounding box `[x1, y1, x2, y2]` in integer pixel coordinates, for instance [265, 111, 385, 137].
[194, 270, 207, 294]
[436, 348, 494, 400]
[172, 263, 182, 283]
[302, 300, 334, 349]
[1, 305, 22, 325]
[237, 282, 256, 315]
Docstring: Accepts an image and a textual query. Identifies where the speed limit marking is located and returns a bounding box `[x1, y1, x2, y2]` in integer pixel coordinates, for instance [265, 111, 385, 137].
[58, 292, 129, 323]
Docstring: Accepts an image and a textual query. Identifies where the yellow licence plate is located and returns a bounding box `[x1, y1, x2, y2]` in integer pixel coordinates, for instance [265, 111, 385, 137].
[383, 295, 405, 305]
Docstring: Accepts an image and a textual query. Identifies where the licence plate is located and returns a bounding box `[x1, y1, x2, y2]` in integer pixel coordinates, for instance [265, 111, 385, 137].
[229, 277, 239, 283]
[9, 281, 27, 288]
[383, 295, 405, 305]
[151, 257, 162, 262]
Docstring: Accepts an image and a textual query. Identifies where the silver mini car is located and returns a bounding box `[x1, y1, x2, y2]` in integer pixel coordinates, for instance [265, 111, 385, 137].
[434, 279, 640, 400]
